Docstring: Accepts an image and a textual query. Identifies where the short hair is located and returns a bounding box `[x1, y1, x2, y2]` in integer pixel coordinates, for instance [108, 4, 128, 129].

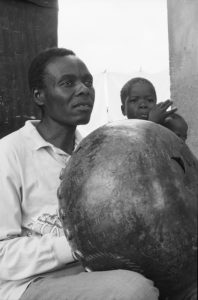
[28, 47, 76, 91]
[120, 77, 157, 104]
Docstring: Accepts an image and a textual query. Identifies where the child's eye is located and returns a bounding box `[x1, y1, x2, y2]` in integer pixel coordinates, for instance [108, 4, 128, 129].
[148, 98, 154, 103]
[129, 98, 137, 103]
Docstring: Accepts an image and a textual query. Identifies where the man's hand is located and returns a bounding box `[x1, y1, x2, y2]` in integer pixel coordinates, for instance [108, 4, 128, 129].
[149, 100, 177, 124]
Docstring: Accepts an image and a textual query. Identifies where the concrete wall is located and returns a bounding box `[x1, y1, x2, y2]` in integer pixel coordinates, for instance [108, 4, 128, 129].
[0, 0, 58, 138]
[167, 0, 198, 156]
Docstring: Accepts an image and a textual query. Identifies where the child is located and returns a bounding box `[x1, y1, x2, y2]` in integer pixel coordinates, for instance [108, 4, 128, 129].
[120, 77, 177, 124]
[163, 113, 188, 142]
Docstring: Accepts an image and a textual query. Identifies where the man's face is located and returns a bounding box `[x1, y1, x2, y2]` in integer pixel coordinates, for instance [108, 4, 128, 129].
[40, 55, 95, 126]
[121, 82, 157, 120]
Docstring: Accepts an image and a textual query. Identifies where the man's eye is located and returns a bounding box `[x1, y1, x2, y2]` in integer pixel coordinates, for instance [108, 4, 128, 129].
[84, 79, 93, 87]
[60, 80, 74, 87]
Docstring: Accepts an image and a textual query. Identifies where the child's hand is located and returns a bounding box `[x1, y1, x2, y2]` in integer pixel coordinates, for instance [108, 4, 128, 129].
[148, 100, 177, 124]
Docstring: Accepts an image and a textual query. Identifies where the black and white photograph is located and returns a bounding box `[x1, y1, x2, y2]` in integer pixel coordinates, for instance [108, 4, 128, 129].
[0, 1, 197, 299]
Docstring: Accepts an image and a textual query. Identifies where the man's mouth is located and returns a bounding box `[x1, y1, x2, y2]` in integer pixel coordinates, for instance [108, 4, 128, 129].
[73, 103, 93, 111]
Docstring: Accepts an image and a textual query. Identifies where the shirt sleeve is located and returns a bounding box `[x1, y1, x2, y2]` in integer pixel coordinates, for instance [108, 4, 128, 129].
[0, 141, 74, 281]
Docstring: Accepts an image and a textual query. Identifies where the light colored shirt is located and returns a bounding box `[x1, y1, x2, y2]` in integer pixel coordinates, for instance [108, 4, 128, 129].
[0, 120, 82, 300]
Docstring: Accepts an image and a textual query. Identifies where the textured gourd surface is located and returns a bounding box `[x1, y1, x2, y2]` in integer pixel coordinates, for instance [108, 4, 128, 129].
[59, 119, 198, 295]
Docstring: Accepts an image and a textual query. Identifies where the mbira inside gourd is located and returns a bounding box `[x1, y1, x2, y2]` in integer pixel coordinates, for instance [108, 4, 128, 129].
[58, 119, 197, 297]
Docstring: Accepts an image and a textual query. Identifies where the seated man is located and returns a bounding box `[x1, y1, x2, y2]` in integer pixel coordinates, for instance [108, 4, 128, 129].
[0, 48, 159, 300]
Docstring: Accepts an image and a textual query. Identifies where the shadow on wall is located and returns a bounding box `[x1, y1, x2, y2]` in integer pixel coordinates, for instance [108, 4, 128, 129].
[0, 0, 58, 139]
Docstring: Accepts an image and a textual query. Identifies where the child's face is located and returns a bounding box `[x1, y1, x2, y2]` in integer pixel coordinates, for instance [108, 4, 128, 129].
[165, 119, 188, 142]
[121, 82, 157, 120]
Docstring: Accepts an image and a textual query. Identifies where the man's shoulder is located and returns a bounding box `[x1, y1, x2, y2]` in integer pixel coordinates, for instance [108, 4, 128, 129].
[0, 120, 40, 154]
[0, 126, 26, 156]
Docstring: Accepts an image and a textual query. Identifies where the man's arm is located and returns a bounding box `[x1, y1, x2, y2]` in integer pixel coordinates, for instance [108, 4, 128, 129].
[0, 144, 74, 281]
[0, 234, 73, 280]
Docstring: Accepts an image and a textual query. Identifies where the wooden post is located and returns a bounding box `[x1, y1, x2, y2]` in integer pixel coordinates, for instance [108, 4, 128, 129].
[0, 0, 58, 138]
[167, 0, 198, 156]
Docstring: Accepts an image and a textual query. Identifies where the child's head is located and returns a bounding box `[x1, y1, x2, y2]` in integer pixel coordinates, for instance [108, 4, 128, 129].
[120, 77, 157, 120]
[163, 113, 188, 142]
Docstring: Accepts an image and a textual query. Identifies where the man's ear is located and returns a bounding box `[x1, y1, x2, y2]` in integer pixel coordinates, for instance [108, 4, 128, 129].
[33, 89, 45, 107]
[121, 104, 126, 116]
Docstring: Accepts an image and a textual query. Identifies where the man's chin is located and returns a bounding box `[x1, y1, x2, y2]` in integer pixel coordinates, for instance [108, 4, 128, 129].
[76, 115, 91, 125]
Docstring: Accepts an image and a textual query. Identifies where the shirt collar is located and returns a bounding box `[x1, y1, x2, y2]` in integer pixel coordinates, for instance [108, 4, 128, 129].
[22, 120, 83, 153]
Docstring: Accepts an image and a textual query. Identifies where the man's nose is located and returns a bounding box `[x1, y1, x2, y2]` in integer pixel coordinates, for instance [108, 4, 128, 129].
[75, 82, 90, 95]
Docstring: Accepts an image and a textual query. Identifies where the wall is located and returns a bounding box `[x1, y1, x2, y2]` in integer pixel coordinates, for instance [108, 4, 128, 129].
[0, 0, 58, 138]
[167, 0, 198, 156]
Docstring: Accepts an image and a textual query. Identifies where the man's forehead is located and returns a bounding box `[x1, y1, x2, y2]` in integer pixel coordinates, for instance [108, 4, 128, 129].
[45, 55, 90, 76]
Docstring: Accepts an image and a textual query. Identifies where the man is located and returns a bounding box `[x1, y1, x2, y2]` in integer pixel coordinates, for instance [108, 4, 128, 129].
[0, 48, 159, 300]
